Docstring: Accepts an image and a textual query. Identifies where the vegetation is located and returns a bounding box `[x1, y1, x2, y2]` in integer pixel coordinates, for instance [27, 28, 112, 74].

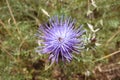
[0, 0, 120, 80]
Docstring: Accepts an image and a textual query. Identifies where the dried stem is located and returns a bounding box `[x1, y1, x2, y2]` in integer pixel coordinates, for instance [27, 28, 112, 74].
[0, 41, 17, 61]
[105, 27, 120, 47]
[6, 0, 22, 37]
[6, 0, 16, 25]
[94, 50, 120, 62]
[0, 19, 12, 36]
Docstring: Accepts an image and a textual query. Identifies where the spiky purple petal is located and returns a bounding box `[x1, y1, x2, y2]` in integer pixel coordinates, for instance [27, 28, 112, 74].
[36, 16, 85, 63]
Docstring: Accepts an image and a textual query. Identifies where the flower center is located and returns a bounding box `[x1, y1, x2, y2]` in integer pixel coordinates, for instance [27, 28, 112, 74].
[58, 37, 63, 42]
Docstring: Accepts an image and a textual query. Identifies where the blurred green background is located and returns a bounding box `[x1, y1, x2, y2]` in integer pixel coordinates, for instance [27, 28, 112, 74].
[0, 0, 120, 80]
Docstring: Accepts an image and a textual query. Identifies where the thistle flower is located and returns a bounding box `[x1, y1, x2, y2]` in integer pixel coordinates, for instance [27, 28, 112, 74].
[36, 16, 85, 63]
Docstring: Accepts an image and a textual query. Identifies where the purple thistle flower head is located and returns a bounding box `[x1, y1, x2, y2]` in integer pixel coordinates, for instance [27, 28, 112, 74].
[36, 16, 85, 63]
